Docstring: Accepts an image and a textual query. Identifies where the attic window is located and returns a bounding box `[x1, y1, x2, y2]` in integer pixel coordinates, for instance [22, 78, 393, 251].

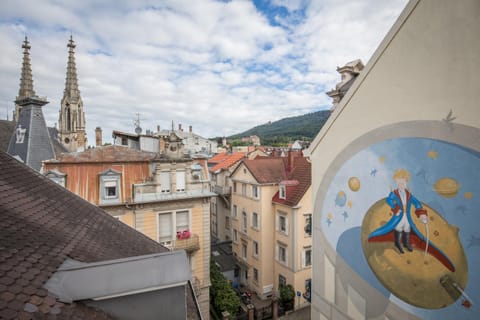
[279, 185, 286, 199]
[99, 169, 121, 205]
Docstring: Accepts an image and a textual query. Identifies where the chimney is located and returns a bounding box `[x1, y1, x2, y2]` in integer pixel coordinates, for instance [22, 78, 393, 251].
[287, 150, 295, 172]
[157, 125, 160, 132]
[95, 127, 102, 147]
[178, 124, 182, 132]
[189, 125, 192, 133]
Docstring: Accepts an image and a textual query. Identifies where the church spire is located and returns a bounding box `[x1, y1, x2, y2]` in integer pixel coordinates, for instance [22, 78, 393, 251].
[63, 35, 80, 101]
[58, 35, 87, 152]
[14, 36, 36, 122]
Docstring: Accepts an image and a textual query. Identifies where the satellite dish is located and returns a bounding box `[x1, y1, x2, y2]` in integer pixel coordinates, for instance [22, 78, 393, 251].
[135, 126, 142, 134]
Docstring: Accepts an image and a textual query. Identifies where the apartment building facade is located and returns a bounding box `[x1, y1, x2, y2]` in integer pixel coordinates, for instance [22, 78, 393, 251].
[43, 133, 214, 319]
[230, 153, 312, 309]
[209, 152, 245, 242]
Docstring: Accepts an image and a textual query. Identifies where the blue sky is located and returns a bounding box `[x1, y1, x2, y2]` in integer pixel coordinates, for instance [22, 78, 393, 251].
[0, 0, 408, 145]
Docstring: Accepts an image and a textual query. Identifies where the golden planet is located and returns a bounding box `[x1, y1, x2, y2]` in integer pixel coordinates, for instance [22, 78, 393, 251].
[433, 177, 460, 198]
[348, 177, 361, 192]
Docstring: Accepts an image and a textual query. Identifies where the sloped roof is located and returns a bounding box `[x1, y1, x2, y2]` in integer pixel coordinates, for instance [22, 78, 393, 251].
[0, 150, 174, 319]
[209, 152, 244, 173]
[47, 145, 157, 163]
[272, 157, 311, 207]
[0, 120, 15, 152]
[241, 158, 287, 184]
[208, 152, 231, 164]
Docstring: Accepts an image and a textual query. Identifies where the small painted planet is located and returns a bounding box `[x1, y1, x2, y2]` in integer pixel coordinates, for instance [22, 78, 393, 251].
[433, 177, 460, 198]
[335, 191, 347, 207]
[348, 177, 361, 192]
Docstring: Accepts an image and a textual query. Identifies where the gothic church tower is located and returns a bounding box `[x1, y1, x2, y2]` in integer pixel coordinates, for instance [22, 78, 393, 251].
[58, 36, 87, 152]
[13, 37, 36, 122]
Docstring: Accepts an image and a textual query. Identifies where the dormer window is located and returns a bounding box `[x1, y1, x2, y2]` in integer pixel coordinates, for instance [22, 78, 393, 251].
[99, 169, 121, 205]
[279, 185, 286, 199]
[191, 163, 203, 181]
[45, 170, 66, 187]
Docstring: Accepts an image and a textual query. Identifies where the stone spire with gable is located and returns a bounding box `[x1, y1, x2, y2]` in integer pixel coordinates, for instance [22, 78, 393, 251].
[58, 35, 87, 152]
[14, 36, 36, 122]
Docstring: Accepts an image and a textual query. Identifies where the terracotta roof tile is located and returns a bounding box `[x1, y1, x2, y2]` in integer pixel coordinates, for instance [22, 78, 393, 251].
[209, 152, 244, 173]
[272, 156, 311, 206]
[0, 150, 169, 319]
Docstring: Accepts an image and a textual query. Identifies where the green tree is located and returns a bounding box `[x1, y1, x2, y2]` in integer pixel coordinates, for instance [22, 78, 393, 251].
[279, 284, 295, 311]
[210, 261, 240, 319]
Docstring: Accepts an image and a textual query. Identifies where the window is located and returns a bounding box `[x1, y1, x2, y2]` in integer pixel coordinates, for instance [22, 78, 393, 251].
[251, 212, 259, 230]
[279, 274, 286, 287]
[233, 229, 238, 242]
[277, 214, 288, 234]
[45, 170, 66, 187]
[158, 213, 173, 244]
[160, 171, 170, 193]
[242, 242, 247, 260]
[191, 163, 203, 181]
[304, 279, 311, 302]
[253, 268, 259, 283]
[252, 185, 259, 199]
[212, 201, 217, 216]
[242, 211, 247, 233]
[304, 214, 312, 236]
[277, 243, 287, 265]
[176, 210, 189, 232]
[226, 216, 231, 230]
[253, 241, 259, 257]
[158, 210, 190, 245]
[104, 180, 118, 198]
[176, 170, 185, 192]
[99, 169, 121, 205]
[303, 247, 312, 267]
[233, 205, 238, 218]
[121, 137, 128, 146]
[233, 182, 237, 193]
[242, 183, 246, 196]
[279, 185, 286, 199]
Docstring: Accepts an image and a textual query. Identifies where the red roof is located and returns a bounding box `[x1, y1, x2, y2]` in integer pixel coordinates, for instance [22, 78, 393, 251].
[209, 152, 245, 173]
[208, 152, 231, 164]
[241, 158, 287, 184]
[272, 156, 311, 207]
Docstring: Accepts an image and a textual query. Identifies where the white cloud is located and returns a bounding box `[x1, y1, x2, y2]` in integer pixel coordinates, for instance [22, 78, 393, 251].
[0, 0, 408, 145]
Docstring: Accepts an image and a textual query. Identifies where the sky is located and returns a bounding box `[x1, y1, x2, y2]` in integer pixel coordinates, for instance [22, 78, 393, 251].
[0, 0, 408, 145]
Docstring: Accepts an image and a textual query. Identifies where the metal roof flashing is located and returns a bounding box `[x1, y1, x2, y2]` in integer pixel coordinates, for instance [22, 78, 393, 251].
[44, 250, 190, 303]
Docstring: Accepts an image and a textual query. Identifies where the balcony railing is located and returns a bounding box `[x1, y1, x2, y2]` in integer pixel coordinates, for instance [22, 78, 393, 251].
[214, 185, 231, 195]
[173, 233, 200, 253]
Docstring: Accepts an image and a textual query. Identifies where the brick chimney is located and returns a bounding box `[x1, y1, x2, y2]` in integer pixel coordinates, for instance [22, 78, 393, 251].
[189, 125, 192, 133]
[95, 127, 102, 147]
[287, 150, 295, 173]
[178, 124, 182, 132]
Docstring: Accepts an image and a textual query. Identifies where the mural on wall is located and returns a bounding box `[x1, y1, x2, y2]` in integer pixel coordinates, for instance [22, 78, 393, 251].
[320, 137, 479, 320]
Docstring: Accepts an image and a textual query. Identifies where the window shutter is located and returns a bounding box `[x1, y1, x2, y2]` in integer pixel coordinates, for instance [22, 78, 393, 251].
[176, 171, 185, 191]
[160, 171, 170, 192]
[104, 180, 116, 187]
[302, 250, 306, 268]
[158, 213, 173, 242]
[176, 211, 189, 231]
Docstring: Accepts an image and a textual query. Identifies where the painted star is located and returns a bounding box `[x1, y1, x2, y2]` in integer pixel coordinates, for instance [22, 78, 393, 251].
[427, 150, 438, 159]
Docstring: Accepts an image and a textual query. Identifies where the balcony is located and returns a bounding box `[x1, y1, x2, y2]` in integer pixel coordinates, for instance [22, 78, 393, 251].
[173, 233, 200, 253]
[214, 185, 231, 195]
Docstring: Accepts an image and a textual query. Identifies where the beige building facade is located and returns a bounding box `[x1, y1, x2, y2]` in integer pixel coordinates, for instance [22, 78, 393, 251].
[230, 155, 312, 309]
[308, 1, 480, 319]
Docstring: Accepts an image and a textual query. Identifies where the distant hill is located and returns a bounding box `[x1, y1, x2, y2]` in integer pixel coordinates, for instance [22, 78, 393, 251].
[228, 110, 331, 146]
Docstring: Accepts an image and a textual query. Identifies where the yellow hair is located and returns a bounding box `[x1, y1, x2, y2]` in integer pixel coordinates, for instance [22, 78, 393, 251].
[393, 169, 410, 181]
